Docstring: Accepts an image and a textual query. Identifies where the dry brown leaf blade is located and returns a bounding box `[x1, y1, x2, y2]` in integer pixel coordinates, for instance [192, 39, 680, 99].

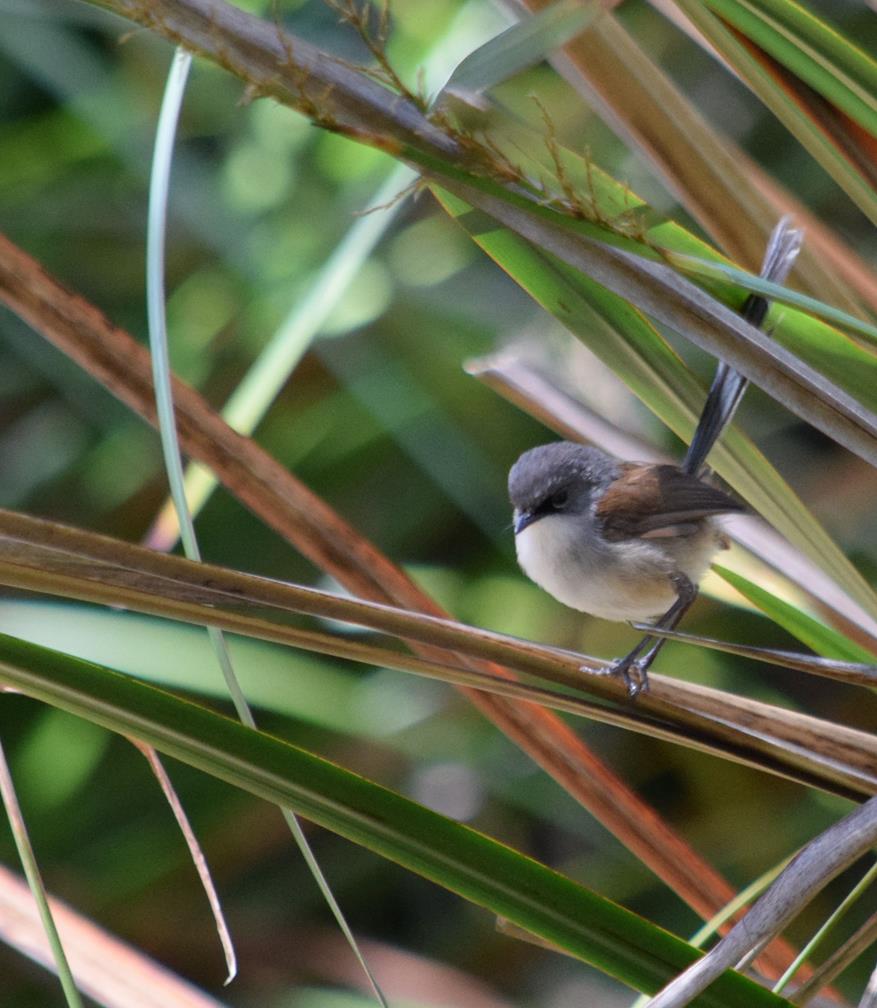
[644, 797, 877, 1008]
[129, 741, 236, 984]
[794, 911, 877, 1006]
[0, 510, 872, 801]
[628, 626, 877, 688]
[0, 864, 228, 1008]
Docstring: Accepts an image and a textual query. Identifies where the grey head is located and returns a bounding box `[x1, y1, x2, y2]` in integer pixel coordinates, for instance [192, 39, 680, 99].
[508, 442, 619, 535]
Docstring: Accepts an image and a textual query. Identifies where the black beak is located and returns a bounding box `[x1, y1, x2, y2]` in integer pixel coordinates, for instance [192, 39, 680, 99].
[513, 510, 539, 535]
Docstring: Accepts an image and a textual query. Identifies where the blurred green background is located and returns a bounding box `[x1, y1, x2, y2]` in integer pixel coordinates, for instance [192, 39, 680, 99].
[0, 0, 874, 1005]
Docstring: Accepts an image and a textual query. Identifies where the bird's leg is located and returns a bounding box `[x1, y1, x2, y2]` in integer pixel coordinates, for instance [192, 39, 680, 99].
[608, 573, 698, 697]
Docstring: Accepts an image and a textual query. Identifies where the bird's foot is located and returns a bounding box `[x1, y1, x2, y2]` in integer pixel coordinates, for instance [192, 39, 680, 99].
[608, 656, 650, 699]
[584, 656, 650, 697]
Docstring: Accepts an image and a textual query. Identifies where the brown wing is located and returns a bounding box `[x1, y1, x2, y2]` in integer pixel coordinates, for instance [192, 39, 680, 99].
[596, 463, 743, 541]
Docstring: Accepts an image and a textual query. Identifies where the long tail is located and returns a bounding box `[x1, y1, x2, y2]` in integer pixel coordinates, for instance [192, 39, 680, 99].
[683, 217, 804, 476]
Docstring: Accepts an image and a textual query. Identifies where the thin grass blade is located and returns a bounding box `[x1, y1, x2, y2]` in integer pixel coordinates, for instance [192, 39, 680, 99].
[0, 738, 84, 1008]
[629, 625, 877, 688]
[146, 44, 241, 986]
[147, 44, 385, 1002]
[772, 859, 877, 996]
[668, 254, 877, 349]
[130, 741, 236, 986]
[644, 797, 877, 1008]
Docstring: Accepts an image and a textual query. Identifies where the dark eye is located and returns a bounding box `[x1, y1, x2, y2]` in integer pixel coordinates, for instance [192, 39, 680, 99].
[549, 490, 569, 510]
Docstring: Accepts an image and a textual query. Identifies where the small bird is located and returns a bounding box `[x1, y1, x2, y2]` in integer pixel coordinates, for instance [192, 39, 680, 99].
[507, 218, 802, 696]
[508, 442, 742, 695]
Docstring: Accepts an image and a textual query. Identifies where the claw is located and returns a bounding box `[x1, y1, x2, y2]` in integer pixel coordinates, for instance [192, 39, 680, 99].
[609, 657, 649, 698]
[583, 657, 650, 698]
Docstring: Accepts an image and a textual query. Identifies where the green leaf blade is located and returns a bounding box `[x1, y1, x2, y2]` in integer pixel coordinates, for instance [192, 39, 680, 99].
[704, 0, 877, 134]
[0, 631, 795, 1008]
[441, 0, 601, 97]
[716, 565, 877, 664]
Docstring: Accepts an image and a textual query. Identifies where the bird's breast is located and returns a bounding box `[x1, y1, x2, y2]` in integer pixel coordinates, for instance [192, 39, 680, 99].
[514, 512, 722, 622]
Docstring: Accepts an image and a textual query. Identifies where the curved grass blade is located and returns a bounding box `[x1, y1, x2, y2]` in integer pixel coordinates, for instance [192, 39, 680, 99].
[0, 739, 84, 1008]
[145, 43, 238, 988]
[147, 45, 385, 1002]
[0, 632, 795, 1008]
[130, 740, 236, 986]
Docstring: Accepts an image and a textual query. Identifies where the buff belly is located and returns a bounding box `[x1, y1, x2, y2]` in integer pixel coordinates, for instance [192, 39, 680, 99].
[514, 512, 722, 623]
